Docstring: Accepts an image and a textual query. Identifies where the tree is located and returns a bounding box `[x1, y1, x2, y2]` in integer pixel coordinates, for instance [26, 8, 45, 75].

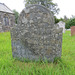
[24, 0, 59, 14]
[64, 15, 68, 21]
[65, 18, 75, 29]
[13, 10, 19, 24]
[54, 16, 60, 24]
[54, 16, 65, 24]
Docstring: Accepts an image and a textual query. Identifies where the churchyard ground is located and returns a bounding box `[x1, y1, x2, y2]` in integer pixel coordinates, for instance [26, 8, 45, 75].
[0, 31, 75, 75]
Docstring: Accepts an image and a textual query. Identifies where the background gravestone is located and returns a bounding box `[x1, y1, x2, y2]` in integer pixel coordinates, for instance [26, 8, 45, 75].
[11, 4, 63, 62]
[71, 26, 75, 36]
[57, 21, 65, 33]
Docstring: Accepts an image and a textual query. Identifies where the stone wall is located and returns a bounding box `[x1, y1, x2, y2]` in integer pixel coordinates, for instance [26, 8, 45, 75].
[0, 12, 15, 32]
[11, 4, 63, 62]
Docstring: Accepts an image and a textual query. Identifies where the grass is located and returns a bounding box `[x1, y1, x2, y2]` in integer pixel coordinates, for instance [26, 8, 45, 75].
[0, 31, 75, 75]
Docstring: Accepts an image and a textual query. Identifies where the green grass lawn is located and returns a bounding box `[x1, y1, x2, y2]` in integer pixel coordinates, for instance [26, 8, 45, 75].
[0, 31, 75, 75]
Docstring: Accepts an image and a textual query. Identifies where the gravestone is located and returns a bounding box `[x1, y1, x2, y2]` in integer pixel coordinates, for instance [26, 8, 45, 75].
[57, 21, 65, 33]
[71, 26, 75, 36]
[11, 4, 63, 62]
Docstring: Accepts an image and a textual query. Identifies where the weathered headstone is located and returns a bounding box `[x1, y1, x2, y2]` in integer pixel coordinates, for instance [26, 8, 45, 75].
[11, 4, 63, 62]
[71, 26, 75, 36]
[57, 21, 65, 33]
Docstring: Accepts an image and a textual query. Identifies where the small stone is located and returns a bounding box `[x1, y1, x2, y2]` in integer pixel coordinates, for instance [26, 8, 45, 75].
[37, 17, 41, 19]
[24, 8, 30, 13]
[22, 17, 28, 24]
[29, 20, 34, 23]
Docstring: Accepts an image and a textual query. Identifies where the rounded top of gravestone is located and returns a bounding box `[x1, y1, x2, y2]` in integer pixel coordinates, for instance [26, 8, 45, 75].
[18, 4, 54, 26]
[11, 4, 62, 61]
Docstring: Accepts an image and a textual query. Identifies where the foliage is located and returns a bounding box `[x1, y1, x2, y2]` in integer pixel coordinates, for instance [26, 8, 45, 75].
[24, 0, 60, 14]
[13, 10, 19, 24]
[64, 15, 68, 21]
[0, 31, 75, 75]
[54, 16, 60, 23]
[54, 16, 64, 24]
[65, 18, 75, 29]
[65, 19, 70, 29]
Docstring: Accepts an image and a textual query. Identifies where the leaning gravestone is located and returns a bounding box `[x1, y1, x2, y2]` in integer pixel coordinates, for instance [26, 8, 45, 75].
[11, 4, 63, 62]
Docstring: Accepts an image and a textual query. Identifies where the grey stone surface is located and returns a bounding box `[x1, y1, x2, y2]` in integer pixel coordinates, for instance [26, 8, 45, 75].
[11, 4, 63, 62]
[0, 12, 15, 32]
[0, 3, 15, 32]
[57, 21, 65, 33]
